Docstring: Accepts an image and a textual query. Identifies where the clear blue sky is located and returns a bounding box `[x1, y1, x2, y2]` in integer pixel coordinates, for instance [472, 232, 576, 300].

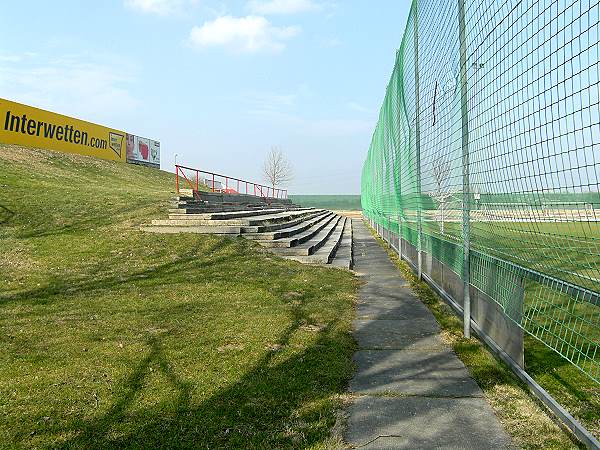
[0, 0, 411, 194]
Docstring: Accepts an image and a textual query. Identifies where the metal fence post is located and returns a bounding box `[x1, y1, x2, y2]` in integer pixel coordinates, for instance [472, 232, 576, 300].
[388, 215, 392, 247]
[459, 0, 471, 339]
[397, 213, 402, 258]
[387, 215, 391, 246]
[414, 1, 423, 280]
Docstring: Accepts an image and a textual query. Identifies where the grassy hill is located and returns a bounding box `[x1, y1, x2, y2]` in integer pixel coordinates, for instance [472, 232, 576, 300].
[0, 145, 357, 449]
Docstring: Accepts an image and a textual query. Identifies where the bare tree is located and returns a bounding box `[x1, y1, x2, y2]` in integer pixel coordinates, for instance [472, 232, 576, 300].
[262, 147, 293, 190]
[431, 154, 453, 234]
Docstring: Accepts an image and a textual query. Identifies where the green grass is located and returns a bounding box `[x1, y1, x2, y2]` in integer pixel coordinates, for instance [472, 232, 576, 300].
[368, 226, 588, 449]
[0, 145, 358, 449]
[290, 195, 361, 211]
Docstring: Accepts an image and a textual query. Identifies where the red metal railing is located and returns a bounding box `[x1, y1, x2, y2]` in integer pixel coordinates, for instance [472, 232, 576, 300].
[175, 165, 288, 199]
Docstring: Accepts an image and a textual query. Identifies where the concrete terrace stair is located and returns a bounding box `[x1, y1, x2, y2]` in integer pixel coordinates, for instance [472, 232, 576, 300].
[160, 209, 319, 226]
[143, 209, 325, 235]
[241, 210, 326, 233]
[249, 212, 335, 246]
[267, 214, 340, 254]
[180, 191, 295, 205]
[171, 191, 298, 213]
[330, 218, 353, 269]
[285, 216, 348, 264]
[167, 207, 285, 217]
[142, 191, 354, 268]
[139, 224, 243, 234]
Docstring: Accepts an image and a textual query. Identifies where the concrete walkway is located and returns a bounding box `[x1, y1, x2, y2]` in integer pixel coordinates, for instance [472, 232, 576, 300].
[344, 220, 513, 450]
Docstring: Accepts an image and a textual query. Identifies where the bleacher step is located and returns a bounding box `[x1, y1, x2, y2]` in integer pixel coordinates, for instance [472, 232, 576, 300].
[255, 213, 336, 248]
[270, 215, 342, 256]
[285, 217, 347, 264]
[140, 225, 242, 234]
[330, 218, 353, 269]
[161, 209, 320, 227]
[167, 208, 288, 220]
[143, 188, 355, 268]
[245, 211, 331, 241]
[241, 210, 325, 233]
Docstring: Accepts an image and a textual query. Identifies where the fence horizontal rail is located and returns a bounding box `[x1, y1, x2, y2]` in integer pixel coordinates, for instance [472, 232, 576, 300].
[175, 165, 288, 200]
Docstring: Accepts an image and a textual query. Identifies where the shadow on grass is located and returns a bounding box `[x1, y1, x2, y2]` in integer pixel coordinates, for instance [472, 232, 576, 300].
[524, 336, 596, 404]
[12, 200, 161, 240]
[40, 293, 350, 449]
[2, 229, 355, 447]
[0, 238, 236, 306]
[0, 203, 14, 225]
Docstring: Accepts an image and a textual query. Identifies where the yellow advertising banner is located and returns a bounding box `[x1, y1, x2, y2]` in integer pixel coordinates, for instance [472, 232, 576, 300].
[0, 98, 126, 162]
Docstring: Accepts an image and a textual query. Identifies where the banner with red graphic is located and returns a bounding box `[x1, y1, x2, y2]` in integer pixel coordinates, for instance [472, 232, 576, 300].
[126, 133, 160, 168]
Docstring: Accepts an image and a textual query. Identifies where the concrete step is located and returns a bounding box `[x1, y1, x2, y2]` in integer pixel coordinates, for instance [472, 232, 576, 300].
[170, 199, 297, 209]
[177, 188, 194, 197]
[165, 208, 319, 225]
[168, 204, 289, 214]
[168, 206, 257, 214]
[225, 208, 317, 225]
[166, 208, 288, 220]
[256, 213, 337, 249]
[244, 211, 331, 240]
[285, 217, 347, 264]
[154, 218, 246, 226]
[330, 217, 353, 269]
[270, 215, 342, 256]
[140, 225, 242, 234]
[241, 210, 326, 233]
[173, 190, 292, 202]
[193, 191, 293, 204]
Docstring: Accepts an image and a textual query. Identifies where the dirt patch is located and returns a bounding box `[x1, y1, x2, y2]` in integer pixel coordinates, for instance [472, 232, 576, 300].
[283, 291, 303, 300]
[0, 243, 39, 273]
[0, 144, 51, 165]
[217, 343, 245, 352]
[332, 210, 363, 218]
[300, 324, 326, 333]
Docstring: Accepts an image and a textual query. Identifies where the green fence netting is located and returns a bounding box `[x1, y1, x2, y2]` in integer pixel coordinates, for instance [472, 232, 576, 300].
[362, 0, 600, 383]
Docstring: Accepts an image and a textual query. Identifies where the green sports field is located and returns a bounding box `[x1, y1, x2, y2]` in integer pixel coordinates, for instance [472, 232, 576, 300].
[418, 219, 600, 292]
[290, 195, 361, 211]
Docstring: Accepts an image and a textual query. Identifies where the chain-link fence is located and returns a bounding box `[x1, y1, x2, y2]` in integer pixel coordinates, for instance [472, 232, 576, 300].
[361, 0, 599, 383]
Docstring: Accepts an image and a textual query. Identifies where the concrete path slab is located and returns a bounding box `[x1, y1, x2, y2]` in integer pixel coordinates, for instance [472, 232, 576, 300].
[346, 396, 514, 449]
[353, 319, 445, 351]
[345, 220, 513, 449]
[356, 300, 432, 321]
[350, 350, 483, 397]
[358, 284, 415, 299]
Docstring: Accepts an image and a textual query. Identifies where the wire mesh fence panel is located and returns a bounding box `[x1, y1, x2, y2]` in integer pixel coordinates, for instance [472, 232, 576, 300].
[361, 0, 600, 383]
